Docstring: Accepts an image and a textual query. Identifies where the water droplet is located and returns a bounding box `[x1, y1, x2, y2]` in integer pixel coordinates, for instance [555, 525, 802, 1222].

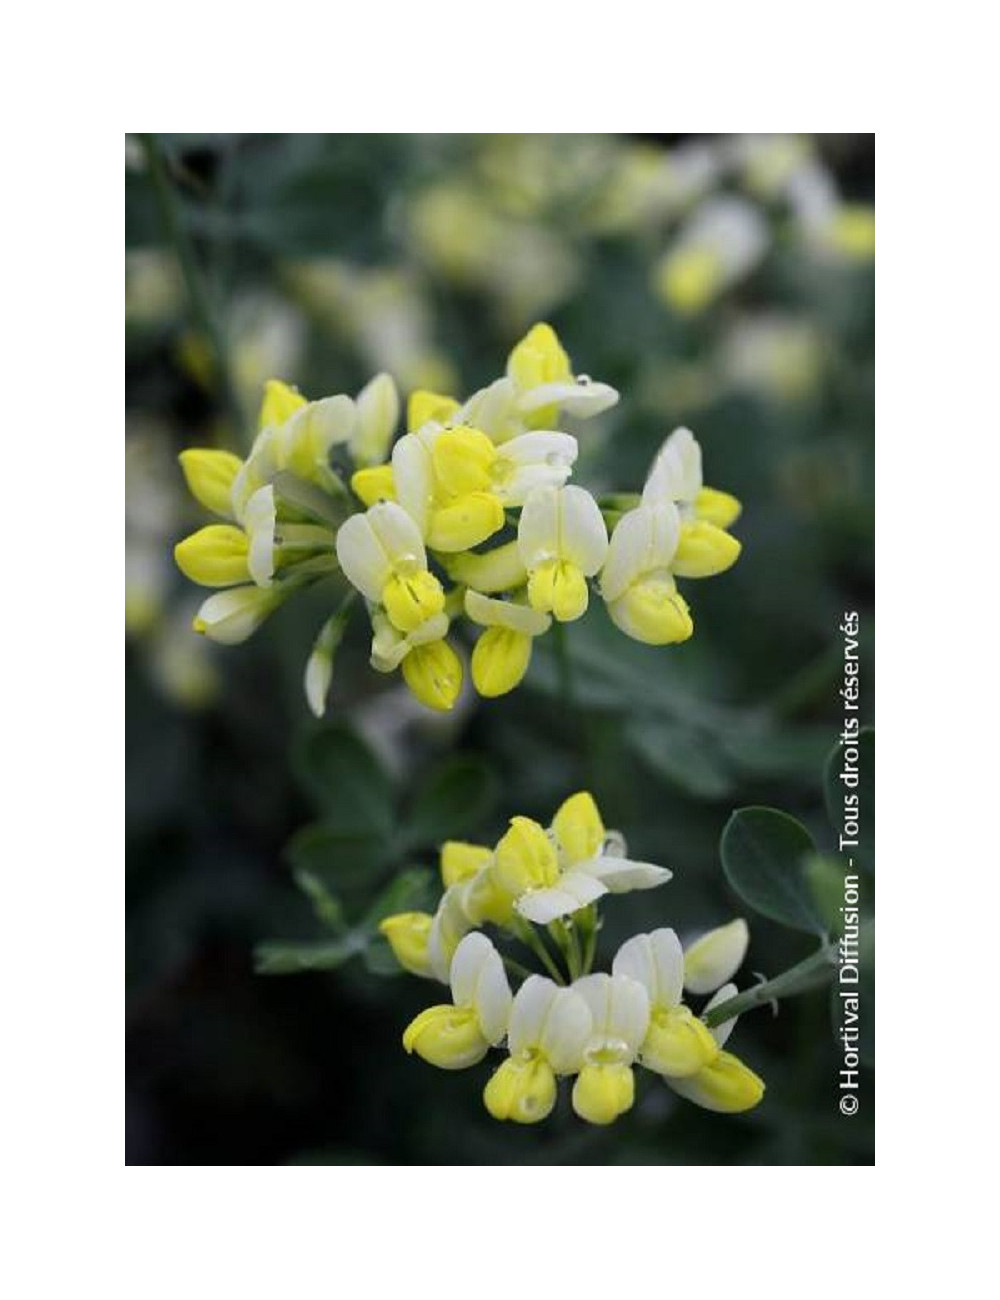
[577, 373, 591, 384]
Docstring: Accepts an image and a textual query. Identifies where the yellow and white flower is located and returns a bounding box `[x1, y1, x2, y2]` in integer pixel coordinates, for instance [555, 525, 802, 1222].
[599, 497, 692, 645]
[484, 976, 593, 1124]
[191, 585, 284, 645]
[492, 792, 671, 925]
[402, 932, 512, 1070]
[518, 485, 608, 622]
[336, 501, 445, 634]
[505, 322, 619, 426]
[465, 590, 551, 698]
[391, 421, 578, 553]
[571, 973, 650, 1124]
[664, 983, 765, 1114]
[613, 928, 718, 1078]
[368, 609, 463, 712]
[351, 372, 399, 468]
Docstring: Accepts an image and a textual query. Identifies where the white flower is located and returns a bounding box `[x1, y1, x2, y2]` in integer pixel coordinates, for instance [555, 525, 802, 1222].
[484, 976, 593, 1124]
[517, 485, 608, 622]
[571, 973, 650, 1124]
[402, 933, 512, 1070]
[335, 501, 445, 633]
[599, 498, 692, 645]
[191, 585, 282, 645]
[613, 929, 719, 1078]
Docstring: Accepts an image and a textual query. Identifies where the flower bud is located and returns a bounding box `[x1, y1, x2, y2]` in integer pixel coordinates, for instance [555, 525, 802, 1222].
[174, 525, 250, 587]
[484, 1056, 557, 1124]
[401, 639, 463, 712]
[379, 912, 434, 978]
[684, 919, 750, 995]
[178, 449, 243, 519]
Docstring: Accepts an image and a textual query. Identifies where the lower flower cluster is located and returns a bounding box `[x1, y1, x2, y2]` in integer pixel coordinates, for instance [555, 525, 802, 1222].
[380, 791, 764, 1126]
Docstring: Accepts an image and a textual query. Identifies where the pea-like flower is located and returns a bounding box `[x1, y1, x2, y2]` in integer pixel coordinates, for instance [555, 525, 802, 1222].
[518, 485, 609, 622]
[683, 918, 750, 995]
[465, 590, 551, 698]
[571, 973, 650, 1125]
[664, 983, 765, 1114]
[484, 976, 593, 1124]
[402, 932, 512, 1069]
[492, 792, 671, 924]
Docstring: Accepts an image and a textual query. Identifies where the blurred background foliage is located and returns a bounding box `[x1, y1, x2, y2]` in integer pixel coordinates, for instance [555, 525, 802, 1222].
[126, 133, 874, 1165]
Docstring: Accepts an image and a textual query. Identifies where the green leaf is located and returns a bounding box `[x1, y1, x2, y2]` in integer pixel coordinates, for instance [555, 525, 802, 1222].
[824, 726, 874, 873]
[403, 755, 501, 848]
[292, 869, 344, 931]
[285, 824, 388, 894]
[293, 724, 394, 834]
[721, 807, 825, 934]
[255, 934, 366, 974]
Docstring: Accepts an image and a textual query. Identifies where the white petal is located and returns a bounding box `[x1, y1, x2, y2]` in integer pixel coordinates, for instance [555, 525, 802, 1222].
[495, 432, 579, 505]
[449, 932, 512, 1043]
[600, 503, 681, 601]
[352, 372, 399, 467]
[517, 379, 619, 418]
[457, 377, 520, 442]
[585, 856, 672, 893]
[517, 486, 560, 568]
[702, 982, 739, 1047]
[304, 646, 333, 718]
[508, 976, 560, 1056]
[244, 485, 276, 587]
[613, 928, 683, 1009]
[367, 500, 426, 568]
[573, 973, 650, 1059]
[515, 872, 607, 924]
[684, 919, 750, 995]
[370, 610, 449, 673]
[542, 989, 594, 1074]
[391, 431, 435, 538]
[557, 486, 608, 575]
[429, 888, 476, 984]
[194, 586, 278, 645]
[306, 393, 357, 452]
[642, 427, 703, 506]
[464, 589, 550, 636]
[335, 513, 390, 602]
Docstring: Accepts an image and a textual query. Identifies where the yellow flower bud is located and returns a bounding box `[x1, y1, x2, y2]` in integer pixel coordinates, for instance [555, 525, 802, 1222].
[408, 389, 460, 432]
[379, 913, 434, 978]
[684, 919, 750, 995]
[695, 486, 742, 529]
[259, 378, 307, 430]
[672, 521, 742, 579]
[493, 816, 559, 897]
[507, 322, 572, 390]
[471, 627, 533, 698]
[351, 464, 396, 507]
[552, 792, 605, 863]
[178, 449, 243, 519]
[432, 427, 496, 496]
[440, 842, 492, 889]
[401, 639, 463, 712]
[174, 525, 251, 587]
[572, 1063, 635, 1125]
[382, 570, 446, 634]
[642, 1005, 719, 1079]
[527, 560, 589, 622]
[484, 1056, 557, 1124]
[402, 1004, 488, 1069]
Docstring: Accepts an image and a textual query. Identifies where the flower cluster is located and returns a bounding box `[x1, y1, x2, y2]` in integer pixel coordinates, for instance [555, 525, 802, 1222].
[380, 791, 763, 1125]
[173, 324, 742, 714]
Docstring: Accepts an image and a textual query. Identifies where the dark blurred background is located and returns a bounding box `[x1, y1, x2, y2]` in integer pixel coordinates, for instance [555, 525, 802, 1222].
[126, 134, 874, 1165]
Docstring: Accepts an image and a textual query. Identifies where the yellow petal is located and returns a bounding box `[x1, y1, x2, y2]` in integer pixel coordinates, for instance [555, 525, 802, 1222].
[642, 1005, 719, 1078]
[695, 486, 741, 529]
[431, 426, 496, 496]
[351, 464, 396, 507]
[440, 842, 493, 889]
[493, 816, 560, 896]
[672, 521, 742, 579]
[527, 560, 589, 622]
[408, 390, 460, 432]
[507, 322, 572, 389]
[462, 866, 516, 927]
[259, 378, 307, 429]
[379, 913, 434, 978]
[484, 1055, 557, 1123]
[552, 792, 605, 865]
[471, 627, 533, 698]
[401, 639, 463, 712]
[402, 1004, 488, 1069]
[178, 449, 243, 519]
[572, 1063, 635, 1125]
[656, 248, 723, 316]
[444, 541, 528, 594]
[668, 1050, 765, 1113]
[426, 492, 505, 552]
[174, 525, 250, 587]
[607, 578, 693, 645]
[382, 570, 446, 634]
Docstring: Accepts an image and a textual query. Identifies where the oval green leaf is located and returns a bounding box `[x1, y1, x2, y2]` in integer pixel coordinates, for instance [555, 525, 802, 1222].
[721, 806, 825, 934]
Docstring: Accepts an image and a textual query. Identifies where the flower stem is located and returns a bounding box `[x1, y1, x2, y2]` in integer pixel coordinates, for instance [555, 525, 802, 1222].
[702, 942, 839, 1028]
[512, 916, 567, 985]
[139, 133, 244, 445]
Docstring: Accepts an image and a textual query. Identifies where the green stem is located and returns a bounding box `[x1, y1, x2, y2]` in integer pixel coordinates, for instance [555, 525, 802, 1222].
[702, 942, 839, 1028]
[579, 905, 599, 975]
[501, 955, 534, 981]
[551, 619, 575, 711]
[550, 919, 582, 981]
[139, 133, 244, 445]
[512, 917, 566, 985]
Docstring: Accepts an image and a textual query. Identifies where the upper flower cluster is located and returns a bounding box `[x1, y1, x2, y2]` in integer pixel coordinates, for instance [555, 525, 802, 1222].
[173, 323, 743, 714]
[379, 790, 763, 1126]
